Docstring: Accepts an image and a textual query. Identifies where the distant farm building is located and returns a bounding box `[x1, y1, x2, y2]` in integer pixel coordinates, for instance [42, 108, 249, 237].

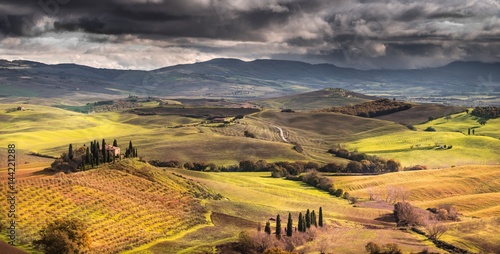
[103, 144, 120, 157]
[17, 106, 25, 111]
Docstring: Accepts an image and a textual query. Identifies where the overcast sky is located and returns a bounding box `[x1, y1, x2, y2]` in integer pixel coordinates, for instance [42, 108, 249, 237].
[0, 0, 499, 70]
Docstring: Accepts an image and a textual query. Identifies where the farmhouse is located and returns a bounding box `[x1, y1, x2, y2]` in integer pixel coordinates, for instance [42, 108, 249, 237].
[103, 144, 120, 157]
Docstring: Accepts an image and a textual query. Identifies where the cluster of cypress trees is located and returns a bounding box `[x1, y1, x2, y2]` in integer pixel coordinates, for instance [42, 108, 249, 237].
[262, 207, 323, 239]
[125, 140, 138, 158]
[66, 139, 138, 170]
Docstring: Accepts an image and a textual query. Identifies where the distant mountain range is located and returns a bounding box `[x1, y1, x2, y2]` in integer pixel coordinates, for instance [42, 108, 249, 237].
[0, 58, 498, 105]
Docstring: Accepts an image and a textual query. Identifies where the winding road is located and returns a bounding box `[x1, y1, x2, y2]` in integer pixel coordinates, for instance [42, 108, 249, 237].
[272, 125, 288, 143]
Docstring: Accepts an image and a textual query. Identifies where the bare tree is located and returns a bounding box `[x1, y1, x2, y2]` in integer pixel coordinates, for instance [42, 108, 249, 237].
[385, 186, 397, 203]
[395, 186, 411, 202]
[424, 218, 448, 240]
[367, 187, 381, 201]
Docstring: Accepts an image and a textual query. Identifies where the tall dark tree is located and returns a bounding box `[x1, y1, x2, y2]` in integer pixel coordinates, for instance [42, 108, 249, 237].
[301, 213, 306, 232]
[95, 142, 100, 166]
[264, 221, 271, 235]
[298, 212, 303, 232]
[305, 209, 311, 228]
[68, 144, 73, 161]
[468, 128, 471, 135]
[286, 212, 293, 237]
[319, 207, 323, 227]
[275, 214, 281, 239]
[85, 147, 90, 165]
[113, 139, 118, 147]
[311, 210, 317, 227]
[101, 139, 107, 163]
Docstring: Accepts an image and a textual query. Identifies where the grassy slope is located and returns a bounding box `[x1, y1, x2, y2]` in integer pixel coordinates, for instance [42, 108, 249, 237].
[348, 111, 500, 168]
[0, 104, 306, 165]
[211, 110, 408, 163]
[0, 160, 211, 254]
[335, 165, 500, 252]
[133, 169, 442, 254]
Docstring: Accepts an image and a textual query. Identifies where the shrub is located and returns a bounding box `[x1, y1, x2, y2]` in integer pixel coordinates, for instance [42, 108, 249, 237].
[404, 165, 427, 171]
[34, 218, 91, 254]
[424, 127, 436, 132]
[334, 188, 344, 197]
[244, 130, 256, 138]
[365, 242, 381, 254]
[343, 192, 350, 200]
[149, 160, 181, 168]
[394, 202, 424, 227]
[292, 143, 303, 153]
[366, 242, 402, 254]
[383, 243, 402, 254]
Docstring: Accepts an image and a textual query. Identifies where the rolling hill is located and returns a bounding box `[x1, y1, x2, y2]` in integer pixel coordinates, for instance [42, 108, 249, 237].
[1, 59, 498, 106]
[0, 159, 218, 253]
[254, 88, 379, 111]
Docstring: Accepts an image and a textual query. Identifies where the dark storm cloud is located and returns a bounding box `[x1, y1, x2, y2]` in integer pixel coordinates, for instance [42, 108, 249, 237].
[0, 0, 498, 69]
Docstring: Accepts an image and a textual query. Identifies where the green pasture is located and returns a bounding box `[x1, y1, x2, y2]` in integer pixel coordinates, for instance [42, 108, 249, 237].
[347, 112, 500, 168]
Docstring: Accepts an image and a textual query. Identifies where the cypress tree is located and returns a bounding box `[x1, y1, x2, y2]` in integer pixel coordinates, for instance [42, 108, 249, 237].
[301, 213, 306, 232]
[306, 209, 311, 228]
[468, 128, 471, 135]
[85, 147, 90, 165]
[319, 207, 323, 227]
[275, 214, 281, 239]
[311, 210, 317, 227]
[298, 212, 303, 232]
[264, 221, 271, 235]
[113, 139, 118, 147]
[286, 212, 293, 237]
[102, 139, 107, 163]
[95, 142, 100, 166]
[68, 144, 73, 161]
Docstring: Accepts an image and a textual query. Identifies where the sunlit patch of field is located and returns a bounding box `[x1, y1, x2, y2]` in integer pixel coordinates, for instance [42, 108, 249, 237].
[131, 169, 443, 253]
[335, 165, 500, 216]
[0, 105, 306, 165]
[335, 165, 500, 253]
[347, 111, 500, 168]
[0, 160, 208, 254]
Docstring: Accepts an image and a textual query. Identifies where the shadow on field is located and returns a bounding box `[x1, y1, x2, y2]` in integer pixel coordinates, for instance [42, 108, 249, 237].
[374, 213, 396, 223]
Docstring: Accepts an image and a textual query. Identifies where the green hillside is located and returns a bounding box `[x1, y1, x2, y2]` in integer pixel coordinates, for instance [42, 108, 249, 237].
[348, 111, 500, 168]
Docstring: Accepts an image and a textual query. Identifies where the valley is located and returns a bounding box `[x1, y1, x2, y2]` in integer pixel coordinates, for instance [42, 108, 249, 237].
[1, 88, 499, 253]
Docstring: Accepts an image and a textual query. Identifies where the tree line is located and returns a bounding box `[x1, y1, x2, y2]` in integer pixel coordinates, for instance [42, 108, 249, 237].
[181, 152, 401, 175]
[471, 106, 499, 119]
[262, 207, 324, 240]
[326, 147, 401, 173]
[320, 99, 412, 118]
